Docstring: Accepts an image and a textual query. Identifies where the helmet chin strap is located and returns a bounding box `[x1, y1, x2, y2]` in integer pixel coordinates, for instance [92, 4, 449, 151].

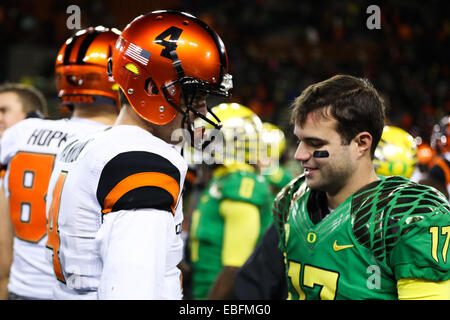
[173, 86, 222, 150]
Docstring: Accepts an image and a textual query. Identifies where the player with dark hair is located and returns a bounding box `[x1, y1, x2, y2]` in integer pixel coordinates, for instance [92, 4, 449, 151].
[273, 74, 450, 299]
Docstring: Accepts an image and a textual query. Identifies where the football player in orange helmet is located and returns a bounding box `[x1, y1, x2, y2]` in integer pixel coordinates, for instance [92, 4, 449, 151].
[110, 10, 232, 147]
[44, 10, 232, 299]
[0, 26, 121, 300]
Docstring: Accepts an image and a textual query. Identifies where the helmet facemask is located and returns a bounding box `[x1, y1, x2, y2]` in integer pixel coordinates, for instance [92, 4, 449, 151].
[160, 50, 232, 149]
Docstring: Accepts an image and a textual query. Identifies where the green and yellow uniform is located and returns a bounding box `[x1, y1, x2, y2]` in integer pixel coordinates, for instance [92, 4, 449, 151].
[189, 164, 273, 299]
[273, 175, 450, 300]
[267, 165, 293, 195]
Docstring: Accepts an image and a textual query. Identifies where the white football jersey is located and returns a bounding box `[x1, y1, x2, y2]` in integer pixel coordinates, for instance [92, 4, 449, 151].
[0, 117, 108, 299]
[45, 125, 186, 299]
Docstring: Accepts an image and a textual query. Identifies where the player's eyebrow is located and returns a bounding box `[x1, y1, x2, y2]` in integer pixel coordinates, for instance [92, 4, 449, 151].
[301, 137, 328, 147]
[296, 135, 328, 145]
[303, 137, 327, 143]
[293, 126, 328, 145]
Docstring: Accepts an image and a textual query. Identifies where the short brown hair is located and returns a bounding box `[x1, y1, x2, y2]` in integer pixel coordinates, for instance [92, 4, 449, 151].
[290, 74, 385, 158]
[0, 83, 47, 115]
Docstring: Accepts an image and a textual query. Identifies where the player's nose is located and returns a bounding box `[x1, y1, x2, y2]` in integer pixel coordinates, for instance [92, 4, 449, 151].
[294, 142, 311, 162]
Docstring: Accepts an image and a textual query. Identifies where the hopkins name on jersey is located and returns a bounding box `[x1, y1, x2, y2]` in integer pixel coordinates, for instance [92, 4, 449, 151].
[0, 117, 108, 299]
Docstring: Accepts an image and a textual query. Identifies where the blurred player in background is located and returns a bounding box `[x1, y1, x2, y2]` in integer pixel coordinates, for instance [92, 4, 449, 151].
[188, 103, 272, 299]
[0, 83, 47, 139]
[274, 74, 450, 300]
[410, 138, 436, 183]
[0, 83, 48, 299]
[234, 122, 291, 300]
[419, 115, 450, 199]
[44, 10, 232, 299]
[0, 26, 120, 300]
[259, 122, 293, 195]
[373, 125, 418, 179]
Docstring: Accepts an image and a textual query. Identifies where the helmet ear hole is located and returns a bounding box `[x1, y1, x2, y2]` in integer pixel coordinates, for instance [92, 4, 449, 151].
[145, 78, 159, 95]
[107, 57, 113, 76]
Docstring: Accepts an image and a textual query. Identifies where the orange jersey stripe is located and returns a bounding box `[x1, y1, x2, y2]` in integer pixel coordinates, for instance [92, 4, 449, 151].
[102, 172, 180, 215]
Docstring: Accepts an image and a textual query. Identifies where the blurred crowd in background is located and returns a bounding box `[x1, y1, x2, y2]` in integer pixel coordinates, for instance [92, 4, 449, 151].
[0, 0, 449, 148]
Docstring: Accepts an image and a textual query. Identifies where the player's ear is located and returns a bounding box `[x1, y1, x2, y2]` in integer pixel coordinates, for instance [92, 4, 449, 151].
[353, 131, 373, 158]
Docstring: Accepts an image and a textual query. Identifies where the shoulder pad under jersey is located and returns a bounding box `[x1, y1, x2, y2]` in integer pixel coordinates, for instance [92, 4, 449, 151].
[221, 170, 271, 205]
[272, 174, 306, 225]
[351, 175, 450, 262]
[96, 151, 182, 215]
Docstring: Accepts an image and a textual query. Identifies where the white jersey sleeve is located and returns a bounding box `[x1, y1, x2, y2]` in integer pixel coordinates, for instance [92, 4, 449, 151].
[47, 125, 186, 299]
[96, 208, 182, 300]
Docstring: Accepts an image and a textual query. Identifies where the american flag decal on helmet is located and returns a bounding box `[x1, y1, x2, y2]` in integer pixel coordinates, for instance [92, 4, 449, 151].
[125, 42, 151, 65]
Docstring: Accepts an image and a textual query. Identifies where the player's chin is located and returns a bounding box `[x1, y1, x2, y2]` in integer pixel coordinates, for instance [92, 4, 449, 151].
[304, 171, 322, 188]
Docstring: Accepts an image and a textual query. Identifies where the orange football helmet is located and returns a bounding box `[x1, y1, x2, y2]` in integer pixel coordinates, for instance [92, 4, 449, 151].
[55, 26, 121, 107]
[110, 10, 232, 131]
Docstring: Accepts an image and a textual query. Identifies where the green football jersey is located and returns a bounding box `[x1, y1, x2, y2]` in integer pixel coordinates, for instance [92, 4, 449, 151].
[273, 175, 450, 300]
[267, 165, 294, 192]
[189, 165, 273, 300]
